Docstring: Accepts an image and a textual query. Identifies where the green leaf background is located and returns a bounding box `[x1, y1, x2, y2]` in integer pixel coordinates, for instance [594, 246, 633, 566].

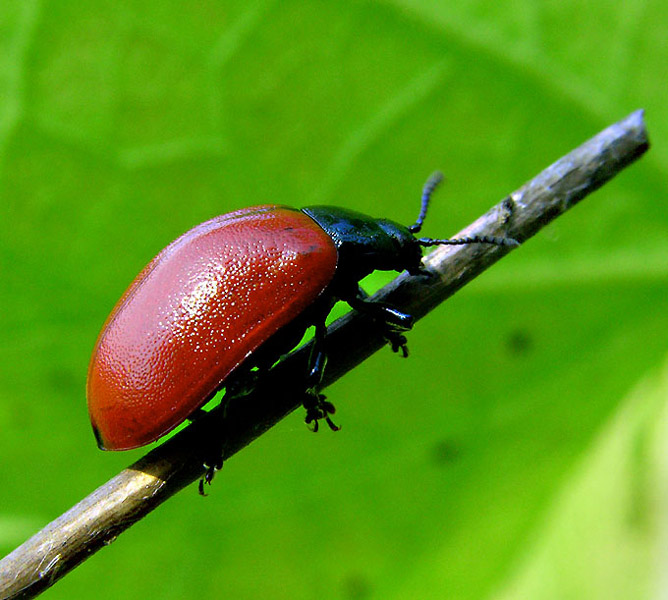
[1, 1, 667, 599]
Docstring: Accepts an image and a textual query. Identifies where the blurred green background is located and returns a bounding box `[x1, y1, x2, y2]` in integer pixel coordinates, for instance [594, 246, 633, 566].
[1, 1, 667, 599]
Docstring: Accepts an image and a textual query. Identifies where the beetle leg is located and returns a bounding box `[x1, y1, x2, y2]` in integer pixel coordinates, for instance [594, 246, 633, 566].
[223, 365, 267, 399]
[307, 320, 328, 388]
[199, 454, 224, 496]
[188, 408, 208, 422]
[186, 408, 224, 494]
[195, 401, 232, 495]
[303, 394, 338, 432]
[303, 320, 340, 432]
[187, 408, 223, 494]
[346, 286, 414, 358]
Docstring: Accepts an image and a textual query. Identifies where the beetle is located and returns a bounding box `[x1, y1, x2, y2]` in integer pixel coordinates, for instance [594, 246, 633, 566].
[87, 172, 516, 459]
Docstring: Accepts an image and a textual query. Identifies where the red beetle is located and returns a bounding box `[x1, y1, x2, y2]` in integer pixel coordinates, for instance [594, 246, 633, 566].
[87, 173, 515, 452]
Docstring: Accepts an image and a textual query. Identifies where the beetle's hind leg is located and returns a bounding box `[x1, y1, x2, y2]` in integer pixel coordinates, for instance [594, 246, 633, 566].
[195, 365, 275, 495]
[187, 405, 228, 495]
[189, 383, 245, 496]
[199, 454, 224, 496]
[303, 319, 339, 432]
[346, 286, 414, 357]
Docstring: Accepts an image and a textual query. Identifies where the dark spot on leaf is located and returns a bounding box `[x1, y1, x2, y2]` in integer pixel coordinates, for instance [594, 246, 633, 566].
[342, 573, 372, 600]
[430, 439, 460, 466]
[505, 329, 532, 355]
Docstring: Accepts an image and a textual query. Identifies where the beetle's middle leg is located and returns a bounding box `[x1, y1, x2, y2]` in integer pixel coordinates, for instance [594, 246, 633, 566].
[303, 318, 339, 432]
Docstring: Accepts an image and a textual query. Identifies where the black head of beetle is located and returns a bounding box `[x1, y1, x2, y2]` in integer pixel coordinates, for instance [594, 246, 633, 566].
[301, 205, 425, 282]
[302, 171, 517, 286]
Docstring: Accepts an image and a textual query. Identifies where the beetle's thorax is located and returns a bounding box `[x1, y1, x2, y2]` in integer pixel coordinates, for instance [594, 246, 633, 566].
[302, 206, 424, 283]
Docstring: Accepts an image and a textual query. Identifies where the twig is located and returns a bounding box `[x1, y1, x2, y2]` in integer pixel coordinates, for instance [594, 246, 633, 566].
[0, 110, 649, 600]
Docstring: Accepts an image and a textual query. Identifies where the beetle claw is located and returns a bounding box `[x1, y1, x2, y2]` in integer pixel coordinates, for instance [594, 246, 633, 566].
[306, 415, 319, 433]
[304, 392, 339, 433]
[387, 333, 409, 357]
[325, 416, 341, 431]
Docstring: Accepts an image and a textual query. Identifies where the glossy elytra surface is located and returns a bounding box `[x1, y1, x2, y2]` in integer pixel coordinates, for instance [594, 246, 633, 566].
[87, 205, 337, 450]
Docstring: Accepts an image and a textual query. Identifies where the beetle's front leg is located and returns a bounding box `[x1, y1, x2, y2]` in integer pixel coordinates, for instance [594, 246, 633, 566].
[346, 286, 414, 357]
[303, 319, 339, 432]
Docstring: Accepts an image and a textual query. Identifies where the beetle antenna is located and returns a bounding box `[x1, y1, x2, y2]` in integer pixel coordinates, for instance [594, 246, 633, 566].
[418, 235, 520, 248]
[409, 171, 444, 234]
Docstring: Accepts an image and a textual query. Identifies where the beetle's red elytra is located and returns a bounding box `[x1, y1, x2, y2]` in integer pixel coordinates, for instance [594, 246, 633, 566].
[87, 206, 337, 450]
[87, 173, 517, 452]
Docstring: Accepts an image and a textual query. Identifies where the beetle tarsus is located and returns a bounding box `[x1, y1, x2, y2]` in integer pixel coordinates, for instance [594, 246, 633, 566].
[304, 392, 339, 432]
[199, 456, 224, 496]
[325, 415, 340, 432]
[306, 417, 319, 433]
[388, 334, 409, 357]
[346, 287, 413, 357]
